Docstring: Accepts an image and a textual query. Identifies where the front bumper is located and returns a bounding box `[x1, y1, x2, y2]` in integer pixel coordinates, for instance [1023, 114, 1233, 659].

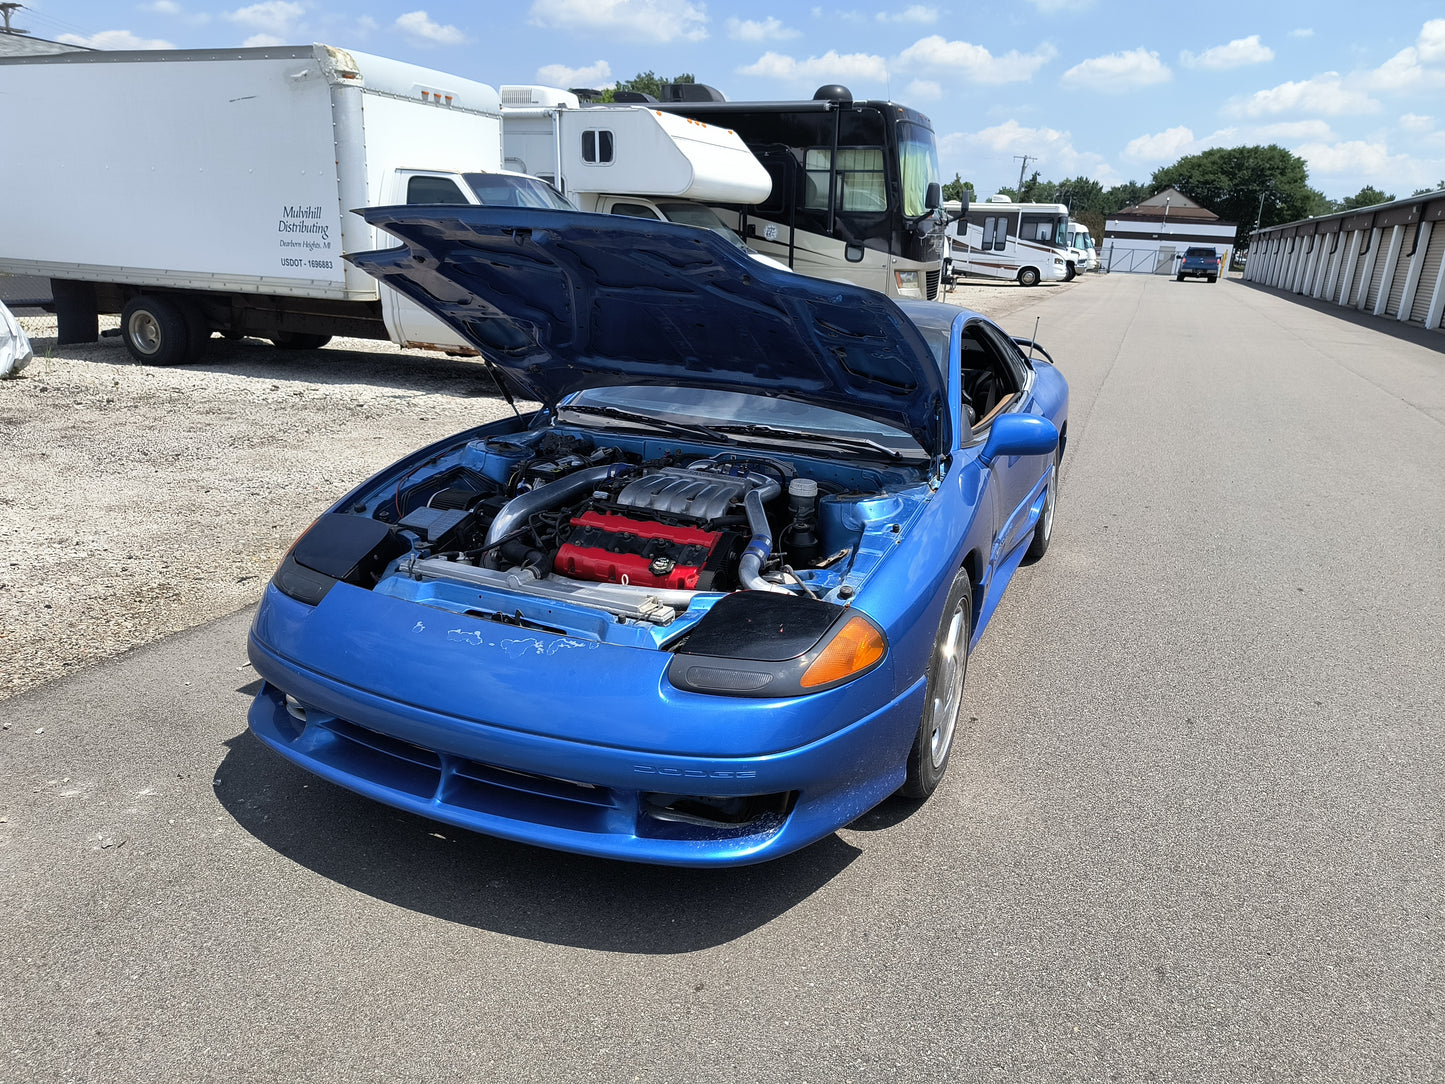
[246, 624, 923, 868]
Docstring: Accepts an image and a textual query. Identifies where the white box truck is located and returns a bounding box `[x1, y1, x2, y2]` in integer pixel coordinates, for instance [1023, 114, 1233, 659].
[499, 86, 772, 233]
[0, 44, 516, 364]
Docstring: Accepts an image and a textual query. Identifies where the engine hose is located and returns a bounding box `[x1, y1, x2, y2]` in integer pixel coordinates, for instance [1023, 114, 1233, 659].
[483, 464, 629, 550]
[738, 482, 790, 594]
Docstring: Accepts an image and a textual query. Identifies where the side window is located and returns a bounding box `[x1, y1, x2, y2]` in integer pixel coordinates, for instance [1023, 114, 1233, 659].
[582, 130, 615, 164]
[406, 175, 470, 204]
[608, 202, 665, 220]
[981, 217, 995, 248]
[993, 216, 1008, 252]
[960, 321, 1025, 426]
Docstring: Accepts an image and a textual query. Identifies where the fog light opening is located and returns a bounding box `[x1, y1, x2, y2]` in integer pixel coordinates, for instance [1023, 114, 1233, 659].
[642, 791, 796, 829]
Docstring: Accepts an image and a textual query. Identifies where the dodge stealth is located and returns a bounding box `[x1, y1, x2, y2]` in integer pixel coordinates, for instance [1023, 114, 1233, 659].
[245, 208, 1068, 866]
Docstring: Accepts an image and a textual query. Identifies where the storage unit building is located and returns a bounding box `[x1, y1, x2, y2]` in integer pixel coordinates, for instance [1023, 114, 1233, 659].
[1102, 188, 1237, 276]
[1245, 190, 1445, 334]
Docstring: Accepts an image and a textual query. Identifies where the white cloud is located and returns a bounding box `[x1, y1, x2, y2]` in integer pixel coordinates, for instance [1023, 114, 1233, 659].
[948, 118, 1108, 180]
[225, 1, 303, 35]
[1418, 18, 1445, 63]
[877, 6, 937, 23]
[897, 35, 1056, 84]
[1123, 126, 1196, 161]
[528, 0, 707, 43]
[1023, 0, 1092, 11]
[143, 1, 182, 13]
[1252, 119, 1336, 141]
[356, 15, 377, 34]
[1289, 28, 1314, 39]
[906, 78, 942, 100]
[1296, 139, 1402, 176]
[57, 29, 175, 49]
[1399, 113, 1434, 132]
[1227, 73, 1378, 117]
[738, 50, 889, 83]
[726, 16, 799, 41]
[1364, 46, 1445, 92]
[394, 10, 468, 45]
[243, 33, 285, 46]
[1060, 48, 1170, 92]
[1181, 35, 1273, 70]
[537, 60, 613, 88]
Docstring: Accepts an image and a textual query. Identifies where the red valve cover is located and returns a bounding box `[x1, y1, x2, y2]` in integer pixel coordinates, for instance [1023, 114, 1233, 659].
[556, 511, 721, 590]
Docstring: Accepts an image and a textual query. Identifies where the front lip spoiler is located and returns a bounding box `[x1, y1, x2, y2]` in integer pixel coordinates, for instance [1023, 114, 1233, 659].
[245, 631, 923, 867]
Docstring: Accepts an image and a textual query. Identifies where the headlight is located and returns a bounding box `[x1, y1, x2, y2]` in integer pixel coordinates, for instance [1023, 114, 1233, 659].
[894, 269, 922, 297]
[271, 512, 409, 605]
[667, 592, 888, 698]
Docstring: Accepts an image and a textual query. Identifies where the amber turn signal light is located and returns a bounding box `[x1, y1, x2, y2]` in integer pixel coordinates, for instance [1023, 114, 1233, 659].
[800, 615, 887, 688]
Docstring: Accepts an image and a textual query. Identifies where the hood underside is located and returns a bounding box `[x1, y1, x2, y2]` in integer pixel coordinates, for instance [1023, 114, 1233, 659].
[349, 208, 946, 454]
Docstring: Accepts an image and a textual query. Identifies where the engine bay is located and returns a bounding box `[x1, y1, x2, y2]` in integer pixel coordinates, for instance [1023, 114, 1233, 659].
[318, 426, 932, 635]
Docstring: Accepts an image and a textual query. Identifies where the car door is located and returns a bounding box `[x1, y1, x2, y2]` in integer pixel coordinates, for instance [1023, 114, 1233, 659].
[964, 319, 1044, 556]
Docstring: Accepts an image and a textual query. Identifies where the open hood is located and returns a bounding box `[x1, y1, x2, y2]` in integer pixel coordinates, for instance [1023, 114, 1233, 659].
[349, 208, 947, 455]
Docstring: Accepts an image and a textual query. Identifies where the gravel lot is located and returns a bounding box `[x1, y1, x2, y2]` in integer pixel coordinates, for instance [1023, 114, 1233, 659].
[0, 277, 1075, 700]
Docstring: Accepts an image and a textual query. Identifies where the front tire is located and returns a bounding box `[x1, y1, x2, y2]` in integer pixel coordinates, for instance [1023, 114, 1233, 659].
[1027, 450, 1060, 560]
[1018, 267, 1041, 288]
[902, 571, 973, 799]
[121, 295, 193, 366]
[1064, 262, 1076, 282]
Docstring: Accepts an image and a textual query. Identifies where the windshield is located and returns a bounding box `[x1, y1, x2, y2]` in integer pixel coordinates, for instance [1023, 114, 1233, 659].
[562, 385, 926, 458]
[654, 202, 749, 251]
[899, 121, 941, 218]
[464, 173, 575, 210]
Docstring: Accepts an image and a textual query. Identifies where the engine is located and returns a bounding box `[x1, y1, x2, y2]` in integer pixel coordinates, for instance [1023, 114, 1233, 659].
[390, 446, 821, 598]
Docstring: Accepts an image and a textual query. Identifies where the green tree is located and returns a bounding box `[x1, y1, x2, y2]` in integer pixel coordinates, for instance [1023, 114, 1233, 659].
[1102, 180, 1153, 213]
[1339, 185, 1394, 210]
[941, 173, 976, 203]
[1150, 145, 1328, 246]
[599, 71, 694, 102]
[1076, 210, 1105, 246]
[1054, 176, 1106, 215]
[1411, 180, 1445, 196]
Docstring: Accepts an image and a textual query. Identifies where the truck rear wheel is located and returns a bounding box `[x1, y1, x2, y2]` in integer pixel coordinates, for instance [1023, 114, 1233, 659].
[121, 296, 194, 366]
[1018, 267, 1041, 287]
[269, 332, 332, 351]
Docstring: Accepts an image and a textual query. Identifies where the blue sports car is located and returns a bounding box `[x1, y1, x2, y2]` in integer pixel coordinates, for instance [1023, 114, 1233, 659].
[246, 208, 1068, 866]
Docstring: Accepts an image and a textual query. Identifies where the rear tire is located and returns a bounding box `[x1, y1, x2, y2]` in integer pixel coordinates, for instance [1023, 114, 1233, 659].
[902, 571, 973, 799]
[120, 295, 193, 366]
[269, 332, 332, 351]
[1176, 272, 1184, 282]
[1018, 267, 1041, 288]
[1208, 274, 1217, 283]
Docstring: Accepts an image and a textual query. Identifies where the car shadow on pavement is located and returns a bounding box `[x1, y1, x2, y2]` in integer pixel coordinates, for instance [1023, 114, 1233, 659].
[212, 728, 861, 953]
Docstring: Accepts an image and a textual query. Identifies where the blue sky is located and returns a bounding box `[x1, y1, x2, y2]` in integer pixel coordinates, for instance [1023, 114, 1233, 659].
[19, 0, 1445, 202]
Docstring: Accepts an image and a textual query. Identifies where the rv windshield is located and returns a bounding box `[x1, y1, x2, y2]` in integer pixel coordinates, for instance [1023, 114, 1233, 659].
[899, 122, 941, 218]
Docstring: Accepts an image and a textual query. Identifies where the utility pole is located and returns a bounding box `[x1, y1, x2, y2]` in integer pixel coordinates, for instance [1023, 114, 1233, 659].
[1013, 154, 1036, 199]
[0, 4, 26, 35]
[0, 4, 28, 34]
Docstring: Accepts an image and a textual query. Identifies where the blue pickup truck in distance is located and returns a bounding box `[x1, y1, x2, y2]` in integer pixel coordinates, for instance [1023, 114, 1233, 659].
[1177, 247, 1221, 283]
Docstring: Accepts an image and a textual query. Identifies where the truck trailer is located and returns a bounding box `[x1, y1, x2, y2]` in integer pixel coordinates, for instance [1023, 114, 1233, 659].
[0, 44, 512, 364]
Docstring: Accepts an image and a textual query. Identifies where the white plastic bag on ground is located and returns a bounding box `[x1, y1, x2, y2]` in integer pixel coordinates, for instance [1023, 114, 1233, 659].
[1, 298, 33, 376]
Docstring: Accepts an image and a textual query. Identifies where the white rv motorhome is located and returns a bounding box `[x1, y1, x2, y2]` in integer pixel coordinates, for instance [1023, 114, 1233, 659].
[944, 196, 1071, 286]
[500, 86, 772, 249]
[1067, 221, 1098, 272]
[0, 44, 525, 364]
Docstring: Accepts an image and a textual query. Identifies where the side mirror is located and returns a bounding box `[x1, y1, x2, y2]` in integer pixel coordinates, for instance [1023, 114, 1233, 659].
[978, 413, 1058, 467]
[925, 182, 942, 211]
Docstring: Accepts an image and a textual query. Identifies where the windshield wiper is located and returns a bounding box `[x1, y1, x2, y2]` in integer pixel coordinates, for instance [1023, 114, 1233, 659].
[557, 404, 733, 444]
[707, 422, 905, 460]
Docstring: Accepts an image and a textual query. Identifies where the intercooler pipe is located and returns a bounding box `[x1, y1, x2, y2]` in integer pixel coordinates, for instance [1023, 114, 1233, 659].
[483, 464, 629, 551]
[738, 480, 790, 594]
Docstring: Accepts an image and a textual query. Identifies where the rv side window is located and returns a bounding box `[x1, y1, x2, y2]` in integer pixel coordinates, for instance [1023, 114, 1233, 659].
[982, 217, 995, 248]
[993, 216, 1008, 251]
[802, 146, 887, 212]
[406, 175, 470, 204]
[582, 130, 615, 164]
